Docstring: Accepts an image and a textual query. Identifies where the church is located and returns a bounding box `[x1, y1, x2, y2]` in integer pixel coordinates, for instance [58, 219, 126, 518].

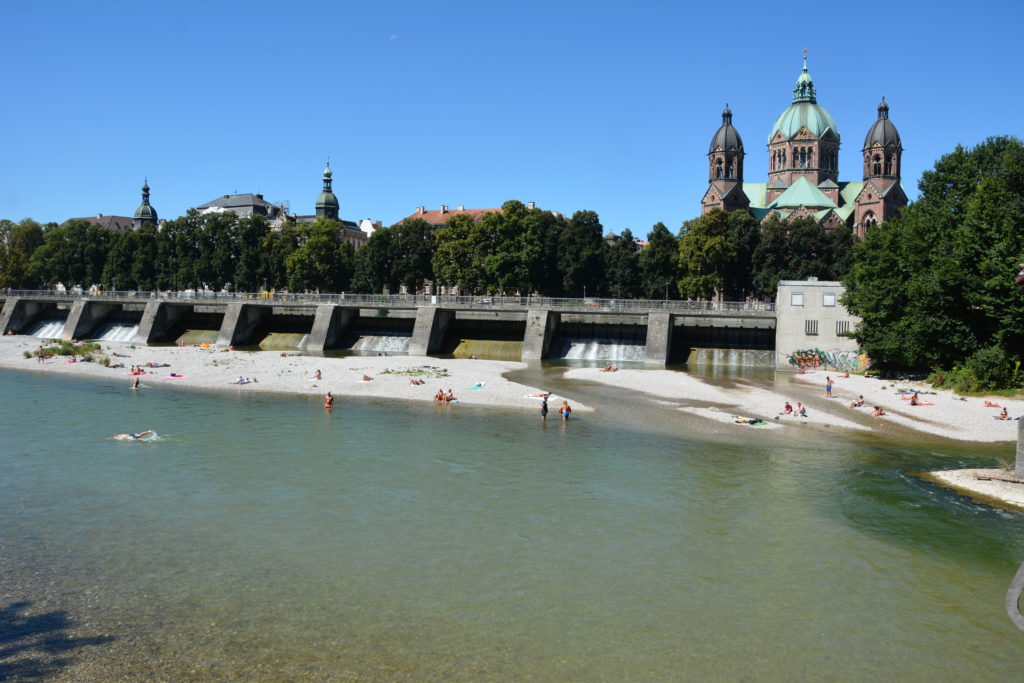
[700, 55, 906, 238]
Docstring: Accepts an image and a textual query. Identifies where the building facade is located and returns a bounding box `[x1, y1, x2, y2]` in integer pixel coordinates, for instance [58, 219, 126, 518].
[701, 56, 907, 237]
[774, 280, 863, 372]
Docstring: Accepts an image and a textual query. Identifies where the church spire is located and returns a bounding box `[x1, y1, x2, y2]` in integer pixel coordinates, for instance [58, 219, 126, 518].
[315, 158, 339, 220]
[792, 50, 817, 104]
[133, 177, 158, 229]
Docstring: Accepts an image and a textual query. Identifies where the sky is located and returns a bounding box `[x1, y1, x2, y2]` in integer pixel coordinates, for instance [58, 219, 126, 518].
[4, 0, 1023, 238]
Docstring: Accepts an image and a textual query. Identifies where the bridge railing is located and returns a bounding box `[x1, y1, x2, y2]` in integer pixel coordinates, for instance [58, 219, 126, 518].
[2, 289, 775, 312]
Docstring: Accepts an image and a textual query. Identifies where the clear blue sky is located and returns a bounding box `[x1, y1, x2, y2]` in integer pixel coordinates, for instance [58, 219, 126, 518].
[4, 0, 1022, 237]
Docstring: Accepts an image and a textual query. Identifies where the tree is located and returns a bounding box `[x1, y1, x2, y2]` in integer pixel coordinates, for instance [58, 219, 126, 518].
[0, 219, 44, 288]
[285, 219, 354, 292]
[432, 214, 487, 294]
[353, 227, 398, 294]
[722, 211, 761, 299]
[390, 218, 436, 293]
[29, 220, 110, 288]
[234, 215, 271, 291]
[750, 215, 836, 297]
[102, 230, 139, 290]
[844, 136, 1024, 374]
[558, 210, 605, 297]
[638, 222, 679, 299]
[677, 209, 735, 299]
[604, 229, 640, 298]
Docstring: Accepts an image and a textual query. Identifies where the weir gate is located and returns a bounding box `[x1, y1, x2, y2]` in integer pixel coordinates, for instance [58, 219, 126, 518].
[0, 291, 777, 366]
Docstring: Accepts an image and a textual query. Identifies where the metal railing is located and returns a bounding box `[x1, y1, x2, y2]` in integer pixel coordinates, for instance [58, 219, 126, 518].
[2, 289, 775, 313]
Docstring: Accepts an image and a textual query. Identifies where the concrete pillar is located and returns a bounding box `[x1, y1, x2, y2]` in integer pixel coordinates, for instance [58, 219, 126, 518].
[0, 299, 56, 335]
[521, 309, 559, 361]
[644, 312, 674, 366]
[408, 307, 453, 356]
[306, 305, 355, 354]
[0, 298, 21, 334]
[134, 302, 189, 345]
[61, 301, 117, 340]
[216, 303, 269, 347]
[1016, 419, 1024, 479]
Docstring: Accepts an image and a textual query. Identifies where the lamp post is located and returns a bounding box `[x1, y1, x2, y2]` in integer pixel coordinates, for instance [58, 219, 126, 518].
[664, 281, 669, 301]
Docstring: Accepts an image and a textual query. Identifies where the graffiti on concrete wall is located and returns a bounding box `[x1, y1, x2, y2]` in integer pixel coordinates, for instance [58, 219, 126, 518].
[787, 348, 868, 372]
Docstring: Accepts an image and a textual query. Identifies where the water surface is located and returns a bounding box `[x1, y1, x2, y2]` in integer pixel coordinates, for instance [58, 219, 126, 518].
[1, 368, 1022, 679]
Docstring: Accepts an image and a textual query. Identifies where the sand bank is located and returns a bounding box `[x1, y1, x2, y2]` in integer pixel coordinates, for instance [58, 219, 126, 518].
[0, 336, 587, 412]
[565, 367, 1023, 443]
[793, 371, 1024, 443]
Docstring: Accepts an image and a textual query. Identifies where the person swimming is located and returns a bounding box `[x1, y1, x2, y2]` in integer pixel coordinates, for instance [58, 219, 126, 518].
[113, 430, 155, 440]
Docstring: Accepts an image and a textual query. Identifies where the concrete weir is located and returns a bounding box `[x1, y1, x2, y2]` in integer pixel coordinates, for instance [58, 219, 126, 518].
[2, 293, 785, 366]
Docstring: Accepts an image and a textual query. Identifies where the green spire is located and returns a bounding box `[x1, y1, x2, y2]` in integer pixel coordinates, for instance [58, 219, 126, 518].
[792, 50, 817, 104]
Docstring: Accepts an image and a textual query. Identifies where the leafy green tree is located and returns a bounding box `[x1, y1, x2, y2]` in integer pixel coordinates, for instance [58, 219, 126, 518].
[195, 212, 238, 291]
[604, 229, 640, 298]
[131, 223, 160, 290]
[233, 215, 272, 291]
[432, 214, 487, 294]
[285, 219, 354, 292]
[0, 219, 44, 288]
[558, 210, 605, 297]
[477, 200, 543, 295]
[102, 230, 139, 290]
[677, 209, 735, 299]
[750, 215, 837, 297]
[29, 220, 111, 288]
[844, 136, 1024, 373]
[261, 225, 299, 291]
[722, 211, 761, 299]
[638, 222, 679, 299]
[391, 218, 436, 293]
[354, 227, 399, 293]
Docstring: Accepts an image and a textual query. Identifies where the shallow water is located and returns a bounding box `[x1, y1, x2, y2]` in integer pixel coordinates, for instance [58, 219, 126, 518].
[1, 367, 1023, 679]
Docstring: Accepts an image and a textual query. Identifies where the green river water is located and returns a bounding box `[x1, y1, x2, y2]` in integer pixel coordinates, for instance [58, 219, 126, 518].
[1, 365, 1023, 680]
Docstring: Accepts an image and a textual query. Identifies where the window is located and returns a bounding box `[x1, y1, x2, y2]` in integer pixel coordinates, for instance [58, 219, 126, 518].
[836, 320, 851, 336]
[823, 292, 836, 307]
[791, 292, 804, 307]
[805, 320, 819, 335]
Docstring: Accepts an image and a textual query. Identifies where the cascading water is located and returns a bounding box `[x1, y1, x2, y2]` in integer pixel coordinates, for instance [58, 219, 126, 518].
[350, 335, 411, 353]
[28, 319, 67, 339]
[560, 341, 646, 362]
[93, 323, 140, 342]
[687, 348, 774, 367]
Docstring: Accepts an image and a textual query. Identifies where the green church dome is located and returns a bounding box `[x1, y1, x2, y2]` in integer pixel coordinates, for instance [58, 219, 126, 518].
[316, 191, 339, 209]
[768, 57, 840, 142]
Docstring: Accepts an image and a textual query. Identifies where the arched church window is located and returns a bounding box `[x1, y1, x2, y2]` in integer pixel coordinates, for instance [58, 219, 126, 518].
[872, 155, 881, 176]
[781, 150, 786, 167]
[715, 159, 723, 179]
[726, 162, 734, 178]
[884, 156, 892, 175]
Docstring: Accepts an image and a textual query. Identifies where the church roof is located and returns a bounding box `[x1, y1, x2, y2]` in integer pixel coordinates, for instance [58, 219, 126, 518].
[768, 57, 839, 142]
[863, 98, 901, 149]
[742, 183, 768, 207]
[770, 177, 837, 209]
[709, 105, 743, 153]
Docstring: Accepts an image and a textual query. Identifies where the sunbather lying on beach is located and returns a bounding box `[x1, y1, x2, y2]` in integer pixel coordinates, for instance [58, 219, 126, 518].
[872, 406, 886, 416]
[984, 400, 1001, 408]
[849, 395, 865, 408]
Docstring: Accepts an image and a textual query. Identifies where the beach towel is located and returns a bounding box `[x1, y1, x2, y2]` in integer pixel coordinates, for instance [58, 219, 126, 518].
[166, 374, 186, 379]
[468, 383, 485, 390]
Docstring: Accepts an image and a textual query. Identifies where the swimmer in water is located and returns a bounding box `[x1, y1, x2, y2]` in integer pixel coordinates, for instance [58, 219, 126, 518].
[324, 392, 334, 409]
[113, 430, 155, 440]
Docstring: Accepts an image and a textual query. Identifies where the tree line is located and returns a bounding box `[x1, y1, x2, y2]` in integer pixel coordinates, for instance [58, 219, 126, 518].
[0, 201, 853, 301]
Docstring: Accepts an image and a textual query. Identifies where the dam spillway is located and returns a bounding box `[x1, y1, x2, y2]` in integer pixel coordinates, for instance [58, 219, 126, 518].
[0, 293, 796, 368]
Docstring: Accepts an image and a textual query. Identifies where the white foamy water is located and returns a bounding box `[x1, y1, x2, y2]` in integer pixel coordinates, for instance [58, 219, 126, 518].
[93, 323, 140, 342]
[561, 341, 646, 362]
[351, 335, 411, 352]
[29, 319, 67, 339]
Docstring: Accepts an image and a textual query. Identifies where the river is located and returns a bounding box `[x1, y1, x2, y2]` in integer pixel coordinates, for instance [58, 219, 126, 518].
[1, 367, 1023, 680]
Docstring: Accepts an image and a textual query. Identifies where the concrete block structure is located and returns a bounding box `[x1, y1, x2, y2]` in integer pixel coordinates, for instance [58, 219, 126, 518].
[775, 280, 862, 372]
[408, 307, 454, 356]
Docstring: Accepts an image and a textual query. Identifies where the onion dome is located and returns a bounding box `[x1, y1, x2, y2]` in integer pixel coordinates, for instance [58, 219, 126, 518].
[315, 160, 339, 218]
[709, 104, 743, 153]
[133, 179, 158, 224]
[863, 97, 901, 149]
[768, 56, 840, 142]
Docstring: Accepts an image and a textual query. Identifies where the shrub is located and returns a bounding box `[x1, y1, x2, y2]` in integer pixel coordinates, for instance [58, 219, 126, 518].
[965, 346, 1014, 391]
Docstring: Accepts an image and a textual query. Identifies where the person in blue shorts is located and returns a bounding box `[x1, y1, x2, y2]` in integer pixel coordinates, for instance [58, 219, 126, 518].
[559, 400, 572, 421]
[540, 397, 548, 420]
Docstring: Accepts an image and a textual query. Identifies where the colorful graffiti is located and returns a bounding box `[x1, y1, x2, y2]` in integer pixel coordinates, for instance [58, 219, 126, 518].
[787, 348, 868, 372]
